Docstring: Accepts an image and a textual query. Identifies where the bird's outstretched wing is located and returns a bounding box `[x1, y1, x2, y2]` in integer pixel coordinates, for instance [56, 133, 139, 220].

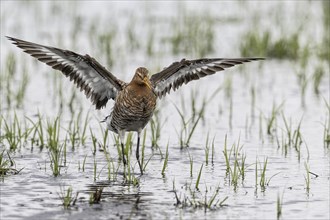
[7, 36, 126, 109]
[150, 58, 264, 98]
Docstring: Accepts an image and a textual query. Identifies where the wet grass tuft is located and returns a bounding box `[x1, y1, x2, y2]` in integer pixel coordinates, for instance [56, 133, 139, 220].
[223, 136, 246, 191]
[323, 98, 330, 148]
[150, 110, 163, 148]
[168, 12, 215, 57]
[318, 1, 330, 64]
[277, 113, 306, 160]
[240, 31, 300, 60]
[59, 186, 79, 209]
[277, 192, 283, 220]
[195, 163, 203, 191]
[0, 150, 21, 177]
[265, 102, 284, 137]
[161, 142, 169, 177]
[255, 157, 279, 193]
[174, 102, 204, 148]
[89, 187, 103, 204]
[173, 182, 228, 211]
[1, 52, 30, 108]
[304, 161, 311, 194]
[312, 65, 325, 95]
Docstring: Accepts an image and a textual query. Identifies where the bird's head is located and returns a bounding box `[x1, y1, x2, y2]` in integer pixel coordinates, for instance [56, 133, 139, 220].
[132, 67, 152, 89]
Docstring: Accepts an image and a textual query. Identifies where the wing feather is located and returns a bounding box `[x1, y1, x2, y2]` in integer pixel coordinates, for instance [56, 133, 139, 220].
[150, 58, 264, 98]
[7, 36, 126, 109]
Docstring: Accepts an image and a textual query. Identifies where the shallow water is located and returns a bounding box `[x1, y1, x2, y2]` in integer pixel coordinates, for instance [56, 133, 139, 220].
[1, 1, 329, 220]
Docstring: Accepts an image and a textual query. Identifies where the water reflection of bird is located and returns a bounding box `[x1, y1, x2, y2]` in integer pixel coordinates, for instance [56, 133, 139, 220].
[7, 36, 264, 175]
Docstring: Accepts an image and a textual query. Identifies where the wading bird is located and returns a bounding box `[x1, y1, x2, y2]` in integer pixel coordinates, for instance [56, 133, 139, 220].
[7, 36, 264, 175]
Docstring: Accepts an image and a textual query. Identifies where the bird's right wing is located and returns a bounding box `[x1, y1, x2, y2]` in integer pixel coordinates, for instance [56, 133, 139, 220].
[7, 36, 126, 109]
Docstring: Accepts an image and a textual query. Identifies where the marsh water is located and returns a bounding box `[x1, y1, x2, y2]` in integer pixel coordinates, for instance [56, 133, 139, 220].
[1, 1, 329, 220]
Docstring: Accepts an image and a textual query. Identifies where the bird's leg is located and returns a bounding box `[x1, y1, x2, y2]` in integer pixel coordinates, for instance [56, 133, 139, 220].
[136, 131, 143, 175]
[121, 143, 127, 165]
[118, 130, 126, 166]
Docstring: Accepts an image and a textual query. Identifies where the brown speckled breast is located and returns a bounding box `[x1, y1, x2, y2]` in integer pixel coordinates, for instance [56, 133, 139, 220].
[108, 82, 157, 133]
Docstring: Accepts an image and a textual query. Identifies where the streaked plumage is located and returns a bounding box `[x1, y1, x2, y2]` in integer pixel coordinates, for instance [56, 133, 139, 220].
[7, 36, 264, 175]
[108, 70, 157, 134]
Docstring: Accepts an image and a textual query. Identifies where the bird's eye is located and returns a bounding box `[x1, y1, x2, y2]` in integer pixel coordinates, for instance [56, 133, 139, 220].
[137, 72, 143, 79]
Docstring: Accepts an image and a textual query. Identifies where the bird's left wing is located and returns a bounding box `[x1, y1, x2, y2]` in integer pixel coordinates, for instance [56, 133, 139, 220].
[150, 58, 264, 98]
[7, 36, 126, 109]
